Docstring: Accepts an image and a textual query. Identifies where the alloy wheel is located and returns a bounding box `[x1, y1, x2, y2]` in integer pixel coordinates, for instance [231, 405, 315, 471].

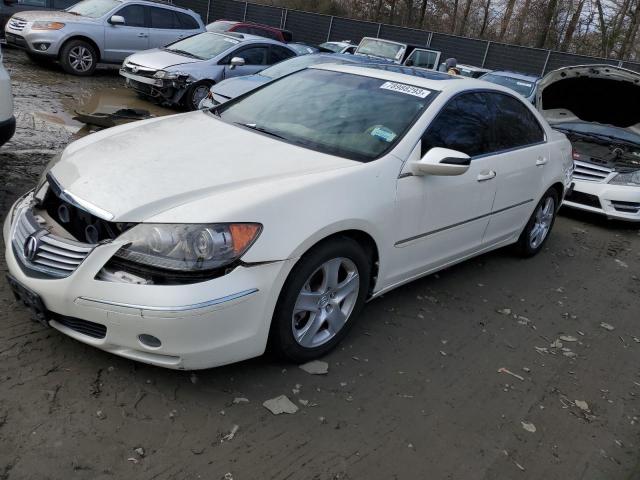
[529, 196, 555, 249]
[291, 257, 360, 348]
[68, 46, 93, 73]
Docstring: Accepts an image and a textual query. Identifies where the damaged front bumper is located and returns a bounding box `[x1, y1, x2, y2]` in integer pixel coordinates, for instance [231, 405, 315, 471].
[120, 69, 191, 106]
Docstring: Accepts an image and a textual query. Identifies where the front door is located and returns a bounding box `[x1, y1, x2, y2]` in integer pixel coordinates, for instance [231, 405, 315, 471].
[403, 48, 441, 70]
[103, 4, 149, 63]
[222, 44, 271, 80]
[389, 92, 499, 285]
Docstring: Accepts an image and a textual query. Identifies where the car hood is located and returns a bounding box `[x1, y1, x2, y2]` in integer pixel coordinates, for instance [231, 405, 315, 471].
[537, 65, 640, 136]
[11, 10, 94, 22]
[49, 112, 356, 222]
[211, 74, 270, 100]
[125, 48, 202, 70]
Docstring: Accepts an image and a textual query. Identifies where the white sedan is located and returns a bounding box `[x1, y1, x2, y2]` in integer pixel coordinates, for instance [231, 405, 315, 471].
[4, 64, 573, 369]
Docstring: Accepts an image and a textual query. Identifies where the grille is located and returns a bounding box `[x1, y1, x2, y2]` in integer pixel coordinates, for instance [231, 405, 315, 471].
[53, 315, 107, 339]
[11, 199, 96, 278]
[8, 18, 27, 31]
[122, 62, 157, 78]
[564, 190, 602, 209]
[610, 200, 640, 214]
[573, 160, 613, 183]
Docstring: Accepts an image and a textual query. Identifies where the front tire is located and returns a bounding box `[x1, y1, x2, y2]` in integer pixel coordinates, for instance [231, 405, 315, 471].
[270, 237, 372, 363]
[59, 40, 97, 76]
[184, 81, 213, 111]
[515, 188, 558, 257]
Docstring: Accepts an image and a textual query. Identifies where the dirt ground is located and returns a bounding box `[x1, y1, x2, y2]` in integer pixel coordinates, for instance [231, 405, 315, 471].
[1, 47, 639, 480]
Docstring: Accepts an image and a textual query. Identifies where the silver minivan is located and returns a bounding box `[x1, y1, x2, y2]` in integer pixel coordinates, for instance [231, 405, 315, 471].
[4, 0, 204, 75]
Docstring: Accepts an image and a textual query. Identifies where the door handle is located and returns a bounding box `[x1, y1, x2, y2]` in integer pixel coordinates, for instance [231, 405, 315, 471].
[536, 157, 548, 166]
[137, 33, 148, 38]
[477, 170, 496, 182]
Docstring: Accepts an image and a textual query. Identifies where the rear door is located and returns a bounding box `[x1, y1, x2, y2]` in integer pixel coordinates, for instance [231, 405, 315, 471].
[103, 4, 149, 62]
[482, 92, 548, 245]
[403, 49, 441, 70]
[222, 44, 271, 79]
[147, 6, 188, 48]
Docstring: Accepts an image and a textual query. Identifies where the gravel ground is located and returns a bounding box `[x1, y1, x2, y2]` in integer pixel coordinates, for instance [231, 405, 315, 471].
[1, 47, 640, 480]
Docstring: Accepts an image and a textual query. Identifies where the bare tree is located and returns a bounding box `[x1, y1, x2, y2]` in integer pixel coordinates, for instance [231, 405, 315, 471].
[479, 0, 492, 36]
[561, 0, 586, 50]
[498, 0, 517, 40]
[536, 0, 559, 47]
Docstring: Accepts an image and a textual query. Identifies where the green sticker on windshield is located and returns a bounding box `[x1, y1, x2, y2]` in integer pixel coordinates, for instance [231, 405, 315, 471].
[370, 126, 397, 143]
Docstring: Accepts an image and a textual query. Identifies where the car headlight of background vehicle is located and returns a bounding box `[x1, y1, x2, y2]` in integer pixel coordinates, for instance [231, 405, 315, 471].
[153, 70, 188, 80]
[609, 171, 640, 186]
[114, 223, 262, 271]
[32, 21, 65, 30]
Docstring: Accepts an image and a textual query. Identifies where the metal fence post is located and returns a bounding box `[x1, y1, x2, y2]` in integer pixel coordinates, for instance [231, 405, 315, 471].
[376, 23, 381, 38]
[541, 50, 551, 75]
[242, 1, 247, 21]
[426, 31, 433, 47]
[481, 41, 490, 67]
[279, 8, 284, 29]
[205, 0, 211, 23]
[282, 8, 288, 29]
[326, 16, 334, 42]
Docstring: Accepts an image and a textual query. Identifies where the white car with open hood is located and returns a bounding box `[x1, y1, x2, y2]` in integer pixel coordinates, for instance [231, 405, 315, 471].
[537, 65, 640, 221]
[4, 65, 573, 370]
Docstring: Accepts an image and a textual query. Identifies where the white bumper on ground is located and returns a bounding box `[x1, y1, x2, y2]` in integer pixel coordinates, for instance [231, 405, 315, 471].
[3, 199, 294, 370]
[564, 179, 640, 222]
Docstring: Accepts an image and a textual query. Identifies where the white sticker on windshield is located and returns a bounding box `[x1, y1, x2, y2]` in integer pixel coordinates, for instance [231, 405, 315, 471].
[380, 82, 430, 98]
[516, 81, 532, 87]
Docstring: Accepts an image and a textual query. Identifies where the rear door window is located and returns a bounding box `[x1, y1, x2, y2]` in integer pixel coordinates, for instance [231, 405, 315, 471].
[489, 93, 545, 151]
[404, 49, 441, 69]
[270, 45, 295, 63]
[422, 92, 495, 157]
[149, 7, 178, 29]
[176, 12, 199, 30]
[234, 46, 269, 65]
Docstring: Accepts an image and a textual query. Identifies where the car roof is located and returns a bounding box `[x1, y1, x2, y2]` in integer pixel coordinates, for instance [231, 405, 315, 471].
[312, 63, 528, 97]
[484, 70, 539, 81]
[123, 0, 191, 9]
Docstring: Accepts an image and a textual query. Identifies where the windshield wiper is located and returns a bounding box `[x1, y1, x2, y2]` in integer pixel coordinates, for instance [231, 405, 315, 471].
[236, 122, 288, 140]
[165, 48, 203, 60]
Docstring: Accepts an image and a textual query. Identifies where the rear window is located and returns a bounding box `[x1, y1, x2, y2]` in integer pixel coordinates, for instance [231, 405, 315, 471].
[481, 73, 536, 97]
[206, 20, 236, 33]
[356, 38, 404, 62]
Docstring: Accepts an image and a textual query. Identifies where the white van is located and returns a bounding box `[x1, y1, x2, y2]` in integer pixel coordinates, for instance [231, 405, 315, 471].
[0, 45, 15, 147]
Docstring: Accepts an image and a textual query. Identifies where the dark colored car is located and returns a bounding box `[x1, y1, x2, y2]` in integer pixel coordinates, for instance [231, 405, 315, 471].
[0, 0, 76, 38]
[205, 19, 292, 43]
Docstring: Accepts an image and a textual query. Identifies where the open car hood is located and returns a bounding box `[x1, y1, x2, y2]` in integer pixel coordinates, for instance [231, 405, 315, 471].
[537, 65, 640, 136]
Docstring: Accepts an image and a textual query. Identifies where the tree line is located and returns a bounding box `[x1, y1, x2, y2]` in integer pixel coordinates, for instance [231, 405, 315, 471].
[257, 0, 639, 61]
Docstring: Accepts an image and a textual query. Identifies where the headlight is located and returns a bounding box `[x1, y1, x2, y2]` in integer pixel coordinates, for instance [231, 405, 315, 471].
[114, 223, 262, 271]
[153, 70, 186, 80]
[32, 21, 65, 30]
[609, 171, 640, 186]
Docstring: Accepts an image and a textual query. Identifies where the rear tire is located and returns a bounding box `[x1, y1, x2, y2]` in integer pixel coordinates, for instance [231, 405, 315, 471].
[270, 237, 371, 363]
[514, 188, 559, 257]
[59, 39, 97, 76]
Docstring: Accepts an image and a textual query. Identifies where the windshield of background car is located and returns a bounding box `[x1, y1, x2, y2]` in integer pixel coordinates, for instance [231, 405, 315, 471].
[206, 20, 235, 32]
[481, 73, 535, 97]
[356, 39, 404, 61]
[67, 0, 120, 17]
[217, 68, 436, 162]
[556, 121, 640, 145]
[166, 32, 238, 60]
[260, 55, 349, 79]
[319, 42, 342, 53]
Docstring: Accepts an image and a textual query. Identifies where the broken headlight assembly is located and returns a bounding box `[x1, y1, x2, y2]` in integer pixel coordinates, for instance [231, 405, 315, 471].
[102, 223, 262, 283]
[153, 70, 188, 80]
[609, 171, 640, 186]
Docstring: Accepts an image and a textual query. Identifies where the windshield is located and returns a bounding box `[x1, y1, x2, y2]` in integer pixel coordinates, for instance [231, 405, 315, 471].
[356, 38, 404, 61]
[67, 0, 120, 18]
[166, 33, 238, 60]
[319, 42, 342, 53]
[206, 21, 236, 33]
[217, 69, 435, 162]
[481, 73, 536, 97]
[260, 55, 351, 79]
[555, 122, 640, 144]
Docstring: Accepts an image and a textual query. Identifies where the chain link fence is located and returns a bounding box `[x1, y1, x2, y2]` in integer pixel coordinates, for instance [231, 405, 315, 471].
[173, 0, 640, 75]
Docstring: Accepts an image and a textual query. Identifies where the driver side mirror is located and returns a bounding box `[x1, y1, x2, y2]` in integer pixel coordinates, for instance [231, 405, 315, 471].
[109, 15, 125, 25]
[412, 147, 471, 176]
[229, 57, 245, 69]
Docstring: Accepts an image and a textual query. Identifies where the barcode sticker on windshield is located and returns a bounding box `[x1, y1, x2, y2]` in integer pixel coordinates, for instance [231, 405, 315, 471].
[516, 81, 532, 87]
[380, 82, 430, 98]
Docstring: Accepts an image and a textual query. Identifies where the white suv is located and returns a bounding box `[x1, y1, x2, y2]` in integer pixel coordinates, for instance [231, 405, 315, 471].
[0, 45, 15, 147]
